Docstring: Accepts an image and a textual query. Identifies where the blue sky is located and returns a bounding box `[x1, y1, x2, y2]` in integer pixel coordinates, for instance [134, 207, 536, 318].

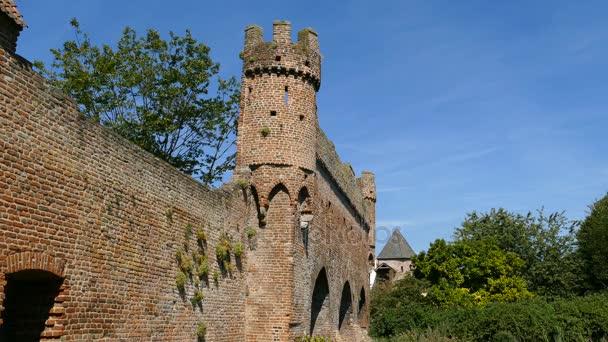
[15, 0, 608, 254]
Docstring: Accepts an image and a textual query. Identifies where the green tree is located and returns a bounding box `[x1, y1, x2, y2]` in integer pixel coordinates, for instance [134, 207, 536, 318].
[34, 19, 239, 185]
[453, 208, 580, 297]
[369, 277, 438, 337]
[577, 193, 608, 292]
[413, 239, 532, 307]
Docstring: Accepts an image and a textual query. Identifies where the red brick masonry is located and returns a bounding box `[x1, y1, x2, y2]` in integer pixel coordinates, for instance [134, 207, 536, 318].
[0, 6, 375, 341]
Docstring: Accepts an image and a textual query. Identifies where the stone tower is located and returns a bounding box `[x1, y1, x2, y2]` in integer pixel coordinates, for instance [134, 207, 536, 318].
[236, 21, 320, 172]
[236, 21, 322, 341]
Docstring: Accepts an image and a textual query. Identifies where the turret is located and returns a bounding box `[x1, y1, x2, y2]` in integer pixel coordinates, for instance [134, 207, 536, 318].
[236, 21, 321, 172]
[358, 171, 376, 248]
[0, 0, 26, 53]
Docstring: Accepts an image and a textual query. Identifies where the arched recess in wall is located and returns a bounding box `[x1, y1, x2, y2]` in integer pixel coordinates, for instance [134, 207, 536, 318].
[368, 253, 374, 272]
[250, 185, 264, 227]
[268, 183, 290, 201]
[265, 183, 291, 234]
[298, 187, 312, 253]
[338, 281, 353, 330]
[310, 267, 330, 336]
[358, 287, 367, 322]
[0, 252, 67, 341]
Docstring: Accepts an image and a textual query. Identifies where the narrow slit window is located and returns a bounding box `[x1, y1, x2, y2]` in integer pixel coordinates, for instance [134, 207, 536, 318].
[270, 110, 277, 117]
[275, 56, 281, 61]
[284, 86, 288, 105]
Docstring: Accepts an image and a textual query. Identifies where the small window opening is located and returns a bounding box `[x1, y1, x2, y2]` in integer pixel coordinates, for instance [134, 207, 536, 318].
[248, 86, 252, 94]
[304, 60, 310, 67]
[270, 110, 277, 117]
[275, 56, 281, 61]
[284, 86, 288, 105]
[299, 115, 305, 121]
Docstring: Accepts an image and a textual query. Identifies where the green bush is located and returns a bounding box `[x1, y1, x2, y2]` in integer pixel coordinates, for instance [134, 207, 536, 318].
[374, 328, 458, 341]
[197, 320, 206, 340]
[247, 226, 256, 240]
[370, 278, 608, 342]
[196, 226, 207, 243]
[234, 242, 244, 257]
[175, 270, 187, 291]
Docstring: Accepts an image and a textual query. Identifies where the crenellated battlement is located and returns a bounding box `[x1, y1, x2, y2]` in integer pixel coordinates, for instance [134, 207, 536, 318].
[241, 21, 321, 91]
[236, 20, 322, 172]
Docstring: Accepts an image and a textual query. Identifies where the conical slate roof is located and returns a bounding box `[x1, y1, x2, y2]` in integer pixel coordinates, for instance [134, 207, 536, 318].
[0, 0, 26, 27]
[377, 229, 415, 260]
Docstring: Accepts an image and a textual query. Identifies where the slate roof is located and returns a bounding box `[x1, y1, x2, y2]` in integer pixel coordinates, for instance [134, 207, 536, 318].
[377, 229, 415, 260]
[0, 0, 26, 27]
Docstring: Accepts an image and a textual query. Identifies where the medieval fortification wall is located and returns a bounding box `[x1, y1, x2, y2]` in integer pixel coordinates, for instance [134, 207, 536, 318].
[0, 2, 376, 341]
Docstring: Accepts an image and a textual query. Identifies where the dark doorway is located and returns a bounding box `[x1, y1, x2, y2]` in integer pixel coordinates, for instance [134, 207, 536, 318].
[0, 270, 63, 341]
[338, 281, 352, 330]
[310, 267, 329, 335]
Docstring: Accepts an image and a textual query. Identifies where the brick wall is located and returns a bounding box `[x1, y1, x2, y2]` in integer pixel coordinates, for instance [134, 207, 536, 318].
[0, 47, 250, 341]
[0, 10, 375, 341]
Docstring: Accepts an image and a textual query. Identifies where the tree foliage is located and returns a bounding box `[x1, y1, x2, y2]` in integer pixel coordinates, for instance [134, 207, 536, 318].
[413, 239, 532, 306]
[453, 208, 580, 297]
[577, 194, 608, 292]
[35, 19, 239, 185]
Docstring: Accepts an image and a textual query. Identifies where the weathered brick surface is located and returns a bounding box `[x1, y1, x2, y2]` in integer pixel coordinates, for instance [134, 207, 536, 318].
[0, 46, 250, 340]
[0, 7, 375, 341]
[236, 21, 375, 341]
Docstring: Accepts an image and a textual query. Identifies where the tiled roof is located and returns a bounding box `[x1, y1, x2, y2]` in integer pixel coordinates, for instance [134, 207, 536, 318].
[377, 229, 415, 260]
[0, 0, 26, 27]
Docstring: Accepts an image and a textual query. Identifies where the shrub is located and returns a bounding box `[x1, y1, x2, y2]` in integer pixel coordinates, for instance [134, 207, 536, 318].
[165, 208, 174, 222]
[179, 254, 194, 274]
[175, 247, 185, 263]
[197, 320, 207, 340]
[197, 256, 210, 278]
[196, 226, 207, 244]
[247, 226, 256, 240]
[191, 289, 204, 306]
[374, 329, 458, 342]
[224, 260, 235, 274]
[370, 277, 608, 342]
[234, 242, 244, 257]
[260, 126, 270, 137]
[236, 179, 249, 189]
[175, 270, 187, 291]
[185, 223, 193, 242]
[216, 233, 232, 263]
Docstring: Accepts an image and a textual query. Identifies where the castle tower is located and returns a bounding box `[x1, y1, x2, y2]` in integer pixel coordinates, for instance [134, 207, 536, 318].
[236, 21, 320, 173]
[236, 21, 322, 341]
